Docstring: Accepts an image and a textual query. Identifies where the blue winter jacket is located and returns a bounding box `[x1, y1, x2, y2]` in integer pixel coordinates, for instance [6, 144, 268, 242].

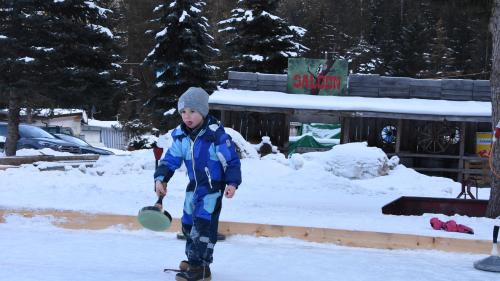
[154, 116, 242, 193]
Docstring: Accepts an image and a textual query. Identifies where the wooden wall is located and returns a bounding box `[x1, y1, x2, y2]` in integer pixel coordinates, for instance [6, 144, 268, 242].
[227, 71, 287, 92]
[218, 110, 290, 150]
[348, 75, 491, 101]
[227, 71, 491, 102]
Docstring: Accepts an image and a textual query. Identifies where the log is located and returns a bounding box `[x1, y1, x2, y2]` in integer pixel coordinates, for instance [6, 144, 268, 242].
[0, 155, 100, 166]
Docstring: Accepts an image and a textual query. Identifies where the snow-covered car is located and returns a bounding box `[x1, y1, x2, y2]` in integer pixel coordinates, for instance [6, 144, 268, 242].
[52, 133, 114, 155]
[0, 122, 81, 153]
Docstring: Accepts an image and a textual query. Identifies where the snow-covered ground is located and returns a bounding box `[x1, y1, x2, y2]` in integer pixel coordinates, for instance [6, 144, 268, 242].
[1, 215, 497, 281]
[1, 139, 499, 280]
[0, 141, 495, 239]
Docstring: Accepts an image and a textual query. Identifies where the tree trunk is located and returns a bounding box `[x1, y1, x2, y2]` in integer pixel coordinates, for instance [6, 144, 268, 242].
[5, 91, 21, 157]
[486, 0, 500, 218]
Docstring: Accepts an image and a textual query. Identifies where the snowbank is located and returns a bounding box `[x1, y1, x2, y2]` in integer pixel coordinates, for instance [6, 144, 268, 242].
[301, 142, 396, 179]
[15, 148, 75, 156]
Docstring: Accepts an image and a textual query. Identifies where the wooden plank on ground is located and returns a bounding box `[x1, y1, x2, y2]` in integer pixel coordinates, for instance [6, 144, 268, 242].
[0, 208, 493, 254]
[0, 165, 18, 171]
[0, 155, 100, 166]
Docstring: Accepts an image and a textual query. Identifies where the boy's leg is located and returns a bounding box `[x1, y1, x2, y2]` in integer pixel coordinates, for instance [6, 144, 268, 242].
[187, 192, 222, 266]
[181, 223, 193, 263]
[181, 192, 195, 263]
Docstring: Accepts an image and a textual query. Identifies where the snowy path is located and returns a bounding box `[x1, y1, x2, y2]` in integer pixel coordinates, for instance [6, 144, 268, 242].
[1, 216, 497, 281]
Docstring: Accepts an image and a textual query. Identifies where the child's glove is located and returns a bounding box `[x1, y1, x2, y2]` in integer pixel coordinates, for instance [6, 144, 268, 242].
[155, 181, 167, 197]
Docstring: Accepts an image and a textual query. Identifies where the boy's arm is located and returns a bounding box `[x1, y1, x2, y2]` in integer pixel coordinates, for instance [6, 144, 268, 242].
[154, 137, 183, 184]
[216, 133, 242, 188]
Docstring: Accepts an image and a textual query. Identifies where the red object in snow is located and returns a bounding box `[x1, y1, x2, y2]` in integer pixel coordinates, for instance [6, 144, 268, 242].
[430, 217, 444, 230]
[495, 121, 500, 139]
[429, 217, 474, 234]
[153, 145, 164, 161]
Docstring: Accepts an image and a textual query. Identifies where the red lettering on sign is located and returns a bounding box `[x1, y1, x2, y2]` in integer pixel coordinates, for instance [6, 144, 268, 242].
[293, 74, 301, 88]
[292, 75, 342, 91]
[302, 74, 309, 89]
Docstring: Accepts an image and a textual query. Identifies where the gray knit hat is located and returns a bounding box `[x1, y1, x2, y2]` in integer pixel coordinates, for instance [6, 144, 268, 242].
[177, 87, 209, 117]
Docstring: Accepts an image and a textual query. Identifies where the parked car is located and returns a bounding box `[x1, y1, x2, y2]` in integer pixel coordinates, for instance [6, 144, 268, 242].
[0, 135, 5, 153]
[52, 133, 114, 155]
[0, 122, 81, 154]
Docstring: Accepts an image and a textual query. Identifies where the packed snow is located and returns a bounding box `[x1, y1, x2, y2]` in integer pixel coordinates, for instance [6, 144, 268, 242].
[0, 137, 496, 241]
[2, 131, 500, 280]
[1, 214, 497, 281]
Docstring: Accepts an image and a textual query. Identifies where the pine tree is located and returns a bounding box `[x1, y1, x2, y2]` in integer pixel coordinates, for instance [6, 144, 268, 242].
[430, 18, 456, 77]
[45, 0, 128, 114]
[345, 38, 382, 74]
[388, 2, 433, 78]
[0, 0, 129, 155]
[144, 0, 218, 128]
[218, 0, 308, 74]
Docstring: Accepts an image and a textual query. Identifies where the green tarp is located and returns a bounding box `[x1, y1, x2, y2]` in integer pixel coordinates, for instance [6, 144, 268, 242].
[289, 123, 341, 154]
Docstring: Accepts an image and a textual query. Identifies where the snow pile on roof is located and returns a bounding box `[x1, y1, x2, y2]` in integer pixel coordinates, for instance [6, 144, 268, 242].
[210, 89, 491, 117]
[0, 108, 85, 117]
[86, 119, 121, 128]
[302, 142, 396, 179]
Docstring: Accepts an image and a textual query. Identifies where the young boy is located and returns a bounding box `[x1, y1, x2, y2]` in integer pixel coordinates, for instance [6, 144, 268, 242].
[154, 87, 242, 281]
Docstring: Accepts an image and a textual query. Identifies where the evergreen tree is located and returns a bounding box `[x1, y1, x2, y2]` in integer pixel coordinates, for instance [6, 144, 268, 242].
[219, 0, 308, 74]
[144, 0, 218, 128]
[345, 37, 382, 74]
[46, 0, 128, 115]
[0, 0, 129, 155]
[388, 2, 433, 78]
[429, 18, 457, 77]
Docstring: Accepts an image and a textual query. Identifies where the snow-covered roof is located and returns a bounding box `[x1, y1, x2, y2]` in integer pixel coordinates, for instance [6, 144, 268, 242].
[209, 89, 491, 120]
[0, 108, 89, 123]
[86, 119, 121, 128]
[1, 108, 86, 117]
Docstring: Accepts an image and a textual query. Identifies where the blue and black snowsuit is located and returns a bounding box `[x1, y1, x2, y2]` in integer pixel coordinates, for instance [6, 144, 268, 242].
[154, 115, 241, 266]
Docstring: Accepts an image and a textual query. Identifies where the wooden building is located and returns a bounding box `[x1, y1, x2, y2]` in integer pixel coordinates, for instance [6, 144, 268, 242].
[209, 71, 492, 182]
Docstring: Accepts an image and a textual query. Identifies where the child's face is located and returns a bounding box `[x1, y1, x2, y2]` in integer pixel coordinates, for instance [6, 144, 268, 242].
[180, 107, 204, 129]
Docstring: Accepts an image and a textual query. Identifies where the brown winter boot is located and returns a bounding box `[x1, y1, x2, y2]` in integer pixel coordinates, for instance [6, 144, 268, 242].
[179, 260, 190, 272]
[175, 265, 211, 281]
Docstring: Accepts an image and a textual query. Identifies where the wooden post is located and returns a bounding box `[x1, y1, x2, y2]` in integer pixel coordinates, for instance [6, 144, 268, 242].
[458, 122, 466, 182]
[342, 117, 350, 144]
[396, 119, 403, 154]
[220, 110, 225, 124]
[283, 113, 290, 154]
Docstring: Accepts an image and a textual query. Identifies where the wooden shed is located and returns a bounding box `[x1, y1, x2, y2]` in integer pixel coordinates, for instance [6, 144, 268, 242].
[209, 71, 492, 182]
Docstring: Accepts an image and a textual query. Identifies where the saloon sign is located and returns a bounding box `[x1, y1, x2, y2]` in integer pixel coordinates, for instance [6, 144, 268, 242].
[287, 58, 348, 95]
